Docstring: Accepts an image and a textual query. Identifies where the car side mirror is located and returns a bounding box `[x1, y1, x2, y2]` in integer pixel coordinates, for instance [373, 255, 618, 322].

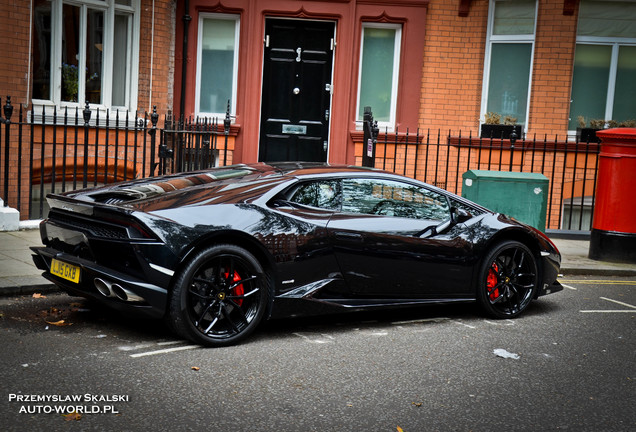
[451, 207, 472, 224]
[417, 207, 473, 238]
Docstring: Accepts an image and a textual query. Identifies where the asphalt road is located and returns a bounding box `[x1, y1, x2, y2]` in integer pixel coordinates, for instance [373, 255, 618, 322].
[1, 276, 634, 431]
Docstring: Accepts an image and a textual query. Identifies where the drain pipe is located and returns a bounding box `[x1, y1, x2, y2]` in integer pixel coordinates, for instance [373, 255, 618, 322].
[179, 0, 191, 120]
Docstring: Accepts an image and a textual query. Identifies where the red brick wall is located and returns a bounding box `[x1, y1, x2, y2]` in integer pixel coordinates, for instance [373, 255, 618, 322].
[0, 1, 31, 108]
[0, 0, 175, 116]
[137, 0, 175, 118]
[419, 0, 489, 132]
[529, 0, 578, 137]
[420, 0, 579, 138]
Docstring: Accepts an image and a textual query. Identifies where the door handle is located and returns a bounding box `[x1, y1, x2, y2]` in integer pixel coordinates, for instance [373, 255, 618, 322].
[296, 47, 302, 62]
[334, 232, 363, 242]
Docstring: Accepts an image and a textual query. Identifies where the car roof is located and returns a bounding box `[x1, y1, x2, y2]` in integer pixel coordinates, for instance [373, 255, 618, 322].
[265, 162, 380, 177]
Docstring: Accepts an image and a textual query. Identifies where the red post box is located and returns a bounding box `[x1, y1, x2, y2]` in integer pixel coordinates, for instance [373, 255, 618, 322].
[589, 128, 636, 263]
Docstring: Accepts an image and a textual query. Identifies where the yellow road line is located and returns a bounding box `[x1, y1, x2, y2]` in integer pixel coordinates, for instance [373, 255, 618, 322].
[558, 280, 636, 285]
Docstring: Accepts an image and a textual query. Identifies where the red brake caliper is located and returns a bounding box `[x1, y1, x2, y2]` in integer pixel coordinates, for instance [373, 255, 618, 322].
[486, 263, 499, 301]
[225, 271, 244, 306]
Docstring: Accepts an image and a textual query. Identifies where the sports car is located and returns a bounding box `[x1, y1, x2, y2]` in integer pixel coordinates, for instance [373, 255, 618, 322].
[31, 162, 562, 346]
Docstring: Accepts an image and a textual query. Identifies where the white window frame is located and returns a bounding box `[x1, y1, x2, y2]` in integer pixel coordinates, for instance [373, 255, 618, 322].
[31, 0, 140, 114]
[480, 0, 537, 128]
[195, 13, 240, 119]
[570, 38, 636, 131]
[356, 22, 402, 130]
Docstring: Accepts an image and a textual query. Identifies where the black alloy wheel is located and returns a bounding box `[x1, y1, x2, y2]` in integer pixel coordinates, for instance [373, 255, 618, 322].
[478, 240, 539, 318]
[169, 244, 269, 346]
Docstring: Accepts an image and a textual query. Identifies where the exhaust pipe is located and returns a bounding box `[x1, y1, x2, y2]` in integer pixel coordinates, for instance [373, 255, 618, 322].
[94, 278, 144, 302]
[94, 278, 116, 297]
[111, 283, 144, 303]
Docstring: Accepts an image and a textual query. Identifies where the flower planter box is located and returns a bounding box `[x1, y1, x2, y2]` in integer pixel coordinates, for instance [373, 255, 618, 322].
[576, 127, 601, 143]
[480, 124, 522, 139]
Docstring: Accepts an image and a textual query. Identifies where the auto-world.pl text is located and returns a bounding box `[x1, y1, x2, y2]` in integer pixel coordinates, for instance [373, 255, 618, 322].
[9, 393, 128, 414]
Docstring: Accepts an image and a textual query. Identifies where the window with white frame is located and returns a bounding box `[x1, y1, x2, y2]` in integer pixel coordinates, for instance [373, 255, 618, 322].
[357, 23, 402, 127]
[195, 14, 240, 118]
[31, 0, 139, 110]
[482, 0, 537, 126]
[569, 0, 636, 129]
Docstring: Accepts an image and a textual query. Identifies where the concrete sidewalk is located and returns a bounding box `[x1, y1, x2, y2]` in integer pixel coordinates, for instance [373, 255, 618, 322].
[1, 227, 635, 296]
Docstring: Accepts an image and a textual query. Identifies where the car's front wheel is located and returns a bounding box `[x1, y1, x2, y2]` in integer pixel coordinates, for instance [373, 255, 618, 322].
[477, 240, 539, 318]
[169, 244, 270, 347]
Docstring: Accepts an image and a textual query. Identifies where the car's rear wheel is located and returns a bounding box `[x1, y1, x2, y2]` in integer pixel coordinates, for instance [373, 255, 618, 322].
[169, 244, 269, 346]
[477, 240, 538, 318]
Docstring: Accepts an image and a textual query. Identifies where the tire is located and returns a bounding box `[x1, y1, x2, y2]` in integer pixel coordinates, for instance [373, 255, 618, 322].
[477, 240, 539, 319]
[168, 244, 270, 347]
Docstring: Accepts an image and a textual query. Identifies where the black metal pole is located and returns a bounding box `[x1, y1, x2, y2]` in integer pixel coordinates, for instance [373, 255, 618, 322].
[82, 102, 91, 189]
[362, 106, 377, 168]
[179, 0, 191, 120]
[509, 131, 517, 171]
[223, 100, 231, 166]
[149, 106, 158, 175]
[2, 97, 11, 207]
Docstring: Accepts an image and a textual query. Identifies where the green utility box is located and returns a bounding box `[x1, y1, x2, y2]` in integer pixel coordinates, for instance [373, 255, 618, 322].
[461, 170, 549, 232]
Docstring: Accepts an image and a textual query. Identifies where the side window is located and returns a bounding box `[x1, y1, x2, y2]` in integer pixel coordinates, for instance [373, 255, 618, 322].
[290, 180, 341, 210]
[342, 178, 450, 221]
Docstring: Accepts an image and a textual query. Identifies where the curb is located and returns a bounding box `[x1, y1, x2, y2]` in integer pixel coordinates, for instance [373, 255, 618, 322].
[0, 283, 58, 297]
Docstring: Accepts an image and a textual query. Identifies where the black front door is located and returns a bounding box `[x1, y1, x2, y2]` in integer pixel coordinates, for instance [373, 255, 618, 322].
[259, 19, 335, 162]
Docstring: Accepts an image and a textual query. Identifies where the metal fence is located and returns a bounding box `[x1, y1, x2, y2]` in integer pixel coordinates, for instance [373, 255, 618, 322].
[157, 108, 232, 175]
[0, 97, 233, 220]
[0, 98, 156, 219]
[356, 125, 599, 232]
[1, 96, 599, 231]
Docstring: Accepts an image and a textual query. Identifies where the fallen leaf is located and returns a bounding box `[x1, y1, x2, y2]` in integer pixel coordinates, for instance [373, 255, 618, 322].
[397, 427, 404, 432]
[46, 320, 72, 327]
[412, 402, 422, 407]
[63, 411, 82, 421]
[191, 366, 200, 371]
[32, 293, 46, 299]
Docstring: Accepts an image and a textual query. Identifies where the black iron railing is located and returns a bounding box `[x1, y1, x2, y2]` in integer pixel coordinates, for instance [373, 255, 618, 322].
[158, 105, 232, 175]
[357, 118, 599, 232]
[0, 96, 599, 231]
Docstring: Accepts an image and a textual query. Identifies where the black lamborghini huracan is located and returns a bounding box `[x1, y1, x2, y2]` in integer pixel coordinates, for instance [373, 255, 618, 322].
[32, 163, 562, 346]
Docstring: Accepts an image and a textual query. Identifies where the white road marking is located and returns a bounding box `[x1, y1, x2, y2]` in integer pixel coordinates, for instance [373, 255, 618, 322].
[580, 297, 636, 313]
[129, 345, 199, 358]
[561, 284, 577, 291]
[391, 318, 449, 325]
[580, 310, 636, 313]
[117, 343, 157, 352]
[455, 321, 476, 329]
[293, 332, 335, 344]
[600, 297, 636, 309]
[156, 340, 185, 346]
[365, 331, 389, 336]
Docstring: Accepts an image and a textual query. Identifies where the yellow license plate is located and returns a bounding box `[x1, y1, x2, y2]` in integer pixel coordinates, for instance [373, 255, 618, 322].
[50, 258, 80, 284]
